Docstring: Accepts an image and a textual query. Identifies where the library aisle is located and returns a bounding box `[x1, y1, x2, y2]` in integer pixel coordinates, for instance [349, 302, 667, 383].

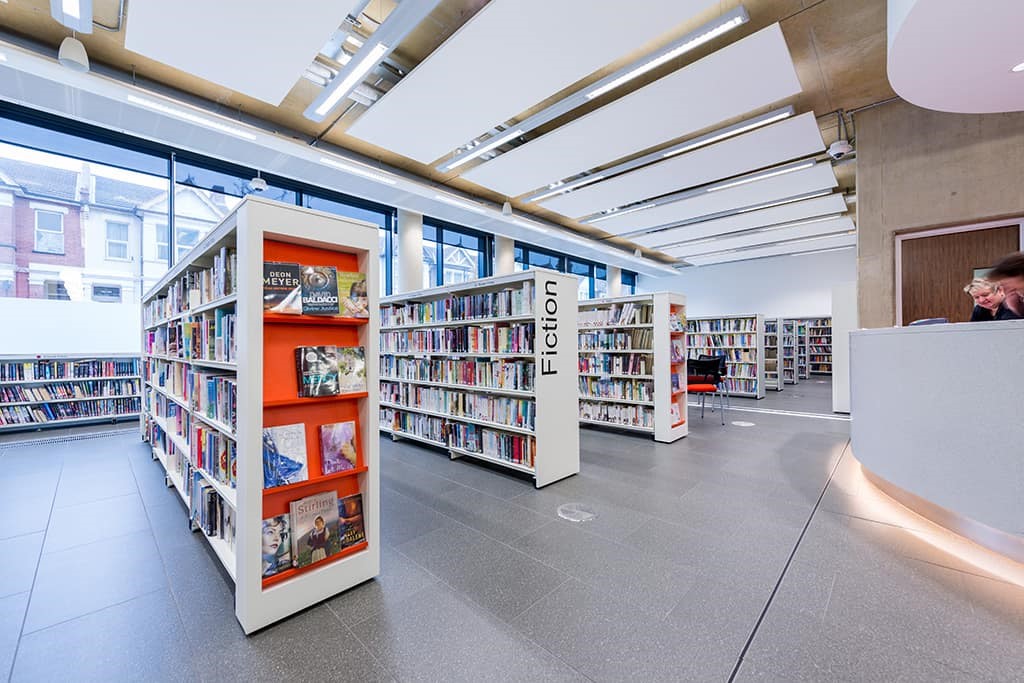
[1, 415, 1022, 681]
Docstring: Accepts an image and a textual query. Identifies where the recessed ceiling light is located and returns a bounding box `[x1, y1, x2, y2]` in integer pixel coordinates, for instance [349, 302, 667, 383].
[1012, 61, 1024, 73]
[127, 95, 256, 140]
[319, 156, 397, 185]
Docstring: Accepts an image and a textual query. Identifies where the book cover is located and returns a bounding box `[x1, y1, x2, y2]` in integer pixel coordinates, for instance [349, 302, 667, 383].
[338, 493, 366, 549]
[261, 515, 291, 577]
[336, 346, 366, 393]
[294, 346, 341, 397]
[671, 373, 680, 392]
[670, 338, 685, 363]
[300, 265, 340, 316]
[263, 262, 302, 314]
[337, 271, 370, 318]
[670, 402, 681, 424]
[262, 423, 309, 488]
[320, 421, 358, 474]
[289, 491, 341, 568]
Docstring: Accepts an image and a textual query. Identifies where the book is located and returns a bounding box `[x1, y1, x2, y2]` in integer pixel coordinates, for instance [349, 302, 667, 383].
[338, 493, 366, 549]
[289, 491, 341, 568]
[337, 271, 370, 318]
[670, 402, 681, 424]
[671, 373, 680, 392]
[320, 421, 358, 474]
[262, 423, 309, 488]
[263, 262, 302, 314]
[300, 265, 340, 315]
[336, 346, 367, 393]
[295, 346, 340, 397]
[670, 338, 685, 363]
[261, 515, 291, 577]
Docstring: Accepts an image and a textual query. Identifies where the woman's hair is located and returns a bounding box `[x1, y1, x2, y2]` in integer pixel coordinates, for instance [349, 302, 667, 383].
[963, 278, 1000, 296]
[314, 516, 325, 525]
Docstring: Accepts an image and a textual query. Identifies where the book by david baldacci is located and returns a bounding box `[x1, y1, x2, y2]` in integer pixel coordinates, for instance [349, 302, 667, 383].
[262, 423, 308, 488]
[320, 421, 358, 475]
[300, 265, 340, 315]
[263, 262, 302, 314]
[336, 346, 366, 393]
[338, 493, 366, 549]
[294, 346, 341, 397]
[289, 491, 341, 568]
[336, 272, 370, 318]
[261, 514, 291, 577]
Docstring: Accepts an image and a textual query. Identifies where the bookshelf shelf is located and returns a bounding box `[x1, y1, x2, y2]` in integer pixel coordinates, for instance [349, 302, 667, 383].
[140, 196, 380, 634]
[0, 374, 141, 387]
[781, 319, 798, 385]
[379, 270, 579, 488]
[686, 314, 766, 399]
[802, 316, 833, 374]
[764, 318, 782, 392]
[577, 293, 688, 443]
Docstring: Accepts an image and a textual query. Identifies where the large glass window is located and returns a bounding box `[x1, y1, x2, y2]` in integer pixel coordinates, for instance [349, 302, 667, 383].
[567, 258, 593, 300]
[622, 270, 638, 295]
[156, 223, 169, 262]
[594, 265, 608, 298]
[420, 219, 491, 288]
[515, 243, 565, 273]
[304, 194, 394, 296]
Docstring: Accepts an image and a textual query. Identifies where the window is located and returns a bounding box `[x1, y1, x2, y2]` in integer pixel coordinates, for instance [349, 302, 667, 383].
[44, 279, 70, 300]
[156, 223, 169, 262]
[594, 265, 608, 298]
[515, 243, 565, 273]
[105, 221, 129, 260]
[176, 227, 200, 261]
[303, 194, 394, 296]
[34, 210, 64, 254]
[622, 270, 638, 295]
[420, 219, 491, 288]
[91, 284, 122, 302]
[567, 258, 594, 300]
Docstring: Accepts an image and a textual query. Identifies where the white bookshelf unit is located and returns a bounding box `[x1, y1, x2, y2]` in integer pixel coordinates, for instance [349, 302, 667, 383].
[763, 318, 782, 391]
[140, 196, 380, 634]
[686, 314, 766, 399]
[807, 317, 833, 374]
[792, 319, 810, 379]
[781, 319, 798, 385]
[379, 269, 579, 488]
[0, 354, 140, 431]
[577, 292, 688, 443]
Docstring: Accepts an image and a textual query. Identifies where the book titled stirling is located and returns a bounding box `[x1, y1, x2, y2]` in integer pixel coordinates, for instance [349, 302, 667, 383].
[300, 265, 340, 315]
[289, 491, 341, 569]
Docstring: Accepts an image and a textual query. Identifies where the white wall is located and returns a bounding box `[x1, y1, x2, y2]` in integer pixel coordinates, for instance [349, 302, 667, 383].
[0, 298, 140, 355]
[638, 248, 856, 318]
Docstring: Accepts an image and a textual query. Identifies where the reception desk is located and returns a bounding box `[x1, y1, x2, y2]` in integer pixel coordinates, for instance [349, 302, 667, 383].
[850, 320, 1024, 561]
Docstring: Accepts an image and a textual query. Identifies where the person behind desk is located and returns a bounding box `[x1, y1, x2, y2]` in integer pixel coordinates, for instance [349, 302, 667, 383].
[964, 278, 1020, 321]
[987, 252, 1024, 317]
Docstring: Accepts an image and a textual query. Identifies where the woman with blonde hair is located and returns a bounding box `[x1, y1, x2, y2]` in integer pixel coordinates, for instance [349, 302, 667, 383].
[965, 278, 1020, 321]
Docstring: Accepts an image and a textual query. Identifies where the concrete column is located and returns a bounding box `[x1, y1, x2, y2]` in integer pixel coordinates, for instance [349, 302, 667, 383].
[494, 235, 515, 275]
[396, 209, 423, 293]
[607, 265, 622, 297]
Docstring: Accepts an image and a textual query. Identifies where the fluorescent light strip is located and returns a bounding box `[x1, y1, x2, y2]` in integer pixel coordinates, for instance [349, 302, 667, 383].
[686, 228, 853, 259]
[345, 35, 364, 48]
[663, 107, 793, 159]
[126, 95, 257, 141]
[314, 42, 388, 118]
[433, 194, 490, 215]
[319, 156, 398, 185]
[62, 0, 80, 18]
[442, 129, 525, 171]
[662, 213, 844, 250]
[706, 160, 815, 193]
[1012, 61, 1024, 73]
[586, 202, 658, 224]
[524, 175, 607, 203]
[585, 10, 748, 100]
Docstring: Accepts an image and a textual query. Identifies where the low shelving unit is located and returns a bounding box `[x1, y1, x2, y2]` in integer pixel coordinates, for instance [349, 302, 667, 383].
[686, 314, 766, 399]
[781, 319, 798, 385]
[764, 318, 782, 391]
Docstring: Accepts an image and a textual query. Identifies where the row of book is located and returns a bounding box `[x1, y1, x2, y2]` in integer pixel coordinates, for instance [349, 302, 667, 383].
[381, 323, 534, 355]
[143, 246, 237, 324]
[192, 423, 237, 490]
[578, 329, 652, 351]
[146, 360, 237, 432]
[381, 407, 535, 468]
[0, 358, 139, 382]
[263, 263, 369, 318]
[579, 401, 654, 429]
[578, 377, 654, 403]
[722, 377, 760, 394]
[380, 382, 536, 431]
[191, 471, 236, 549]
[809, 336, 831, 344]
[578, 353, 650, 376]
[689, 348, 754, 363]
[687, 318, 758, 333]
[294, 346, 366, 398]
[809, 346, 832, 354]
[160, 312, 238, 364]
[382, 281, 534, 327]
[263, 421, 359, 489]
[688, 334, 758, 348]
[577, 302, 652, 327]
[0, 397, 140, 426]
[379, 357, 535, 394]
[724, 365, 758, 380]
[0, 378, 139, 404]
[262, 492, 366, 578]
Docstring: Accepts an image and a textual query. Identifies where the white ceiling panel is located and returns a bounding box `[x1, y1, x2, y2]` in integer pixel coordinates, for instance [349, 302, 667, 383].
[683, 233, 856, 266]
[664, 216, 854, 258]
[539, 112, 823, 218]
[124, 0, 347, 105]
[593, 162, 838, 235]
[346, 0, 717, 163]
[461, 24, 801, 197]
[634, 193, 848, 248]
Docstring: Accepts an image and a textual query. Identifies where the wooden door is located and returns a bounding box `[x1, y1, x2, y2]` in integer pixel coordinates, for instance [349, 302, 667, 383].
[900, 225, 1021, 325]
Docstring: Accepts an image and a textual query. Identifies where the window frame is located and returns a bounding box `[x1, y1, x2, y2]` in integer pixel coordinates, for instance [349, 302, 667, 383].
[422, 217, 493, 287]
[33, 209, 65, 255]
[105, 220, 130, 261]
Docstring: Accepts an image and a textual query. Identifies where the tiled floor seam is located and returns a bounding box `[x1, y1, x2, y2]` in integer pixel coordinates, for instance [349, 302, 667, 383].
[17, 586, 168, 638]
[726, 439, 852, 683]
[326, 605, 401, 681]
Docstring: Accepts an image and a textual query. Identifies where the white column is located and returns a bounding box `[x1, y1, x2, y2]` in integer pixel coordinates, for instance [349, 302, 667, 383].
[607, 265, 622, 296]
[396, 209, 423, 293]
[494, 235, 515, 275]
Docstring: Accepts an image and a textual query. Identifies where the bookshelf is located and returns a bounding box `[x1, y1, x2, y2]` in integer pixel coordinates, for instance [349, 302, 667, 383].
[0, 355, 140, 431]
[379, 269, 579, 488]
[140, 196, 380, 634]
[686, 314, 766, 399]
[577, 292, 687, 443]
[791, 319, 810, 379]
[807, 316, 833, 374]
[781, 319, 798, 385]
[763, 318, 782, 391]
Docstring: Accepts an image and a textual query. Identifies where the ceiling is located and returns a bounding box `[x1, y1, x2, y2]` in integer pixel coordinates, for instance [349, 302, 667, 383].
[0, 0, 897, 269]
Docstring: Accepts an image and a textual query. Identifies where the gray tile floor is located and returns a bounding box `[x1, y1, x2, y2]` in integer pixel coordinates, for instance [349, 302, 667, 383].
[1, 410, 1022, 682]
[692, 375, 838, 416]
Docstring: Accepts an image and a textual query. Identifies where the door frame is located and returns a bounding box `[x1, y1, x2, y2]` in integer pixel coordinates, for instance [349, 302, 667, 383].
[895, 218, 1024, 326]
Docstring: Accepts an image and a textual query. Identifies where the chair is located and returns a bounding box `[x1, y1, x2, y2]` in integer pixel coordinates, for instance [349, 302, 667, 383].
[699, 354, 731, 411]
[687, 357, 727, 425]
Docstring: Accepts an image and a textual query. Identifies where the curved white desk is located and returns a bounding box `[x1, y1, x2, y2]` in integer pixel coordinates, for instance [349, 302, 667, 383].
[850, 320, 1024, 561]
